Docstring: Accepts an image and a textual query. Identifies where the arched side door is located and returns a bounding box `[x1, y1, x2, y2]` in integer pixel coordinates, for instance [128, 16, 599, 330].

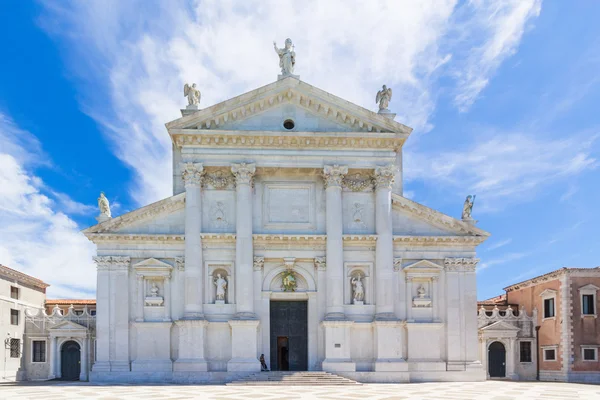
[61, 340, 81, 380]
[488, 341, 506, 378]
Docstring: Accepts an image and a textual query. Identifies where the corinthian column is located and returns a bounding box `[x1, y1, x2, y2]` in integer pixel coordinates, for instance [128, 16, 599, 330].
[323, 165, 347, 319]
[231, 163, 256, 318]
[374, 165, 395, 319]
[182, 162, 204, 319]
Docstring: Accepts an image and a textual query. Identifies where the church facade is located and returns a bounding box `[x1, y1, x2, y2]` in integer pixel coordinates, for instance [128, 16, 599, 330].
[84, 68, 489, 383]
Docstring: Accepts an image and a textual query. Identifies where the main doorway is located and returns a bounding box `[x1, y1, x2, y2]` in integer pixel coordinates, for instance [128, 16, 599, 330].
[270, 301, 308, 371]
[488, 341, 506, 378]
[60, 340, 81, 380]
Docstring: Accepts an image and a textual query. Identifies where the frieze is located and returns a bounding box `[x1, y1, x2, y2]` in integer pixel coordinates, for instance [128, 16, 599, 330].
[444, 257, 480, 272]
[93, 256, 131, 271]
[204, 169, 235, 190]
[342, 173, 374, 192]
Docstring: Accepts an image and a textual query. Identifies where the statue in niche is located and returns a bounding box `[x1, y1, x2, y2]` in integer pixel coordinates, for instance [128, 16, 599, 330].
[376, 85, 393, 111]
[184, 83, 201, 106]
[351, 275, 365, 303]
[462, 194, 476, 220]
[417, 284, 426, 298]
[97, 192, 111, 218]
[149, 282, 159, 297]
[211, 201, 228, 229]
[351, 202, 366, 229]
[412, 283, 432, 308]
[273, 38, 296, 75]
[214, 273, 228, 301]
[281, 270, 297, 292]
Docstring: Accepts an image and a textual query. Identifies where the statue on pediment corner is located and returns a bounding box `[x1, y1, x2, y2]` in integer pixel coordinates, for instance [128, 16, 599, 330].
[462, 194, 476, 220]
[184, 83, 201, 108]
[97, 191, 111, 219]
[376, 85, 392, 112]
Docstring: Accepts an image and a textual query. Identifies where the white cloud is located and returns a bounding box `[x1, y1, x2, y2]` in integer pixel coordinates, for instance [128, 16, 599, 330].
[0, 114, 97, 298]
[406, 132, 598, 212]
[39, 0, 539, 206]
[486, 238, 512, 251]
[478, 252, 528, 272]
[450, 0, 542, 111]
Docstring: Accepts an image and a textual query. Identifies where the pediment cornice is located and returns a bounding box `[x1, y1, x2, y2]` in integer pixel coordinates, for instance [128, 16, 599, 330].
[166, 77, 412, 135]
[392, 194, 490, 238]
[83, 193, 185, 235]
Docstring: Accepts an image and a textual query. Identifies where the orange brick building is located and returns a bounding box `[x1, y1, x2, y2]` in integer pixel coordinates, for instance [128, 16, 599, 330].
[479, 267, 600, 382]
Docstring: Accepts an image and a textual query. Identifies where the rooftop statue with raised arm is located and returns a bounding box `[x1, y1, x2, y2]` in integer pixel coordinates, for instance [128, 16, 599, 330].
[273, 38, 296, 76]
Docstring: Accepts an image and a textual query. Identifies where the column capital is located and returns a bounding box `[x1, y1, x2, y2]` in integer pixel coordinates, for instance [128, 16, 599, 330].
[93, 256, 130, 271]
[253, 256, 264, 271]
[374, 165, 395, 190]
[181, 162, 204, 187]
[231, 162, 256, 185]
[322, 165, 348, 188]
[314, 257, 327, 271]
[393, 258, 402, 272]
[175, 257, 185, 271]
[444, 257, 480, 272]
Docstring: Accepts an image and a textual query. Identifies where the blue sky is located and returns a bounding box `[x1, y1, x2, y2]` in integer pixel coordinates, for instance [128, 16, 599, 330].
[0, 1, 598, 299]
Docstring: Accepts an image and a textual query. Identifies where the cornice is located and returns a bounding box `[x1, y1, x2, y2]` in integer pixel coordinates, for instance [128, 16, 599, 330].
[391, 194, 490, 238]
[171, 129, 405, 151]
[85, 233, 185, 243]
[444, 257, 480, 272]
[0, 264, 50, 289]
[166, 78, 412, 135]
[393, 236, 486, 246]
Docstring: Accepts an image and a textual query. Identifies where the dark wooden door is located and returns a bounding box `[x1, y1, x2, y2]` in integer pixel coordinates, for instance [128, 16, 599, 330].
[488, 341, 506, 378]
[61, 341, 81, 380]
[270, 301, 308, 371]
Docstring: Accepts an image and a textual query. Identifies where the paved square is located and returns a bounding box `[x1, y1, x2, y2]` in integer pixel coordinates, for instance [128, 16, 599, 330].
[1, 381, 599, 400]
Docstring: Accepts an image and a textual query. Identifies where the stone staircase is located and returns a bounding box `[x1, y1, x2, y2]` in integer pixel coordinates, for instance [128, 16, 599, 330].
[227, 371, 361, 386]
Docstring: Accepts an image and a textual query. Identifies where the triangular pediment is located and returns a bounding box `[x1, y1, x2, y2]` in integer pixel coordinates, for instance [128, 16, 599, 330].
[392, 194, 490, 238]
[539, 289, 557, 297]
[133, 258, 172, 269]
[166, 77, 412, 134]
[579, 284, 600, 291]
[50, 320, 87, 331]
[403, 260, 443, 272]
[83, 193, 185, 236]
[480, 320, 520, 332]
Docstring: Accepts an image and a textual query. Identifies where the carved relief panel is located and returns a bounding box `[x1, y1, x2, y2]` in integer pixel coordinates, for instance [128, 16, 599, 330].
[342, 192, 375, 234]
[202, 190, 235, 233]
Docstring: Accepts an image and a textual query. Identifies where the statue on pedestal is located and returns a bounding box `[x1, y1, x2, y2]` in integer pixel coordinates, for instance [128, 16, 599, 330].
[97, 192, 111, 221]
[273, 38, 296, 76]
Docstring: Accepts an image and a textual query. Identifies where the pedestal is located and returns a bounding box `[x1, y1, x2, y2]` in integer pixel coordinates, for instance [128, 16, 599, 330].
[215, 300, 225, 305]
[95, 214, 111, 223]
[373, 321, 407, 372]
[321, 320, 356, 372]
[227, 319, 260, 372]
[131, 322, 173, 372]
[278, 73, 300, 80]
[173, 320, 208, 371]
[377, 109, 396, 119]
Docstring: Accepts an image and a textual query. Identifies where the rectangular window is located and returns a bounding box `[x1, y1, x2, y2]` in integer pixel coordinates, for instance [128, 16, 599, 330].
[520, 341, 532, 362]
[544, 349, 556, 361]
[91, 310, 96, 316]
[10, 338, 20, 358]
[32, 341, 46, 362]
[583, 294, 595, 315]
[544, 298, 555, 318]
[583, 348, 597, 361]
[10, 286, 19, 299]
[10, 309, 19, 325]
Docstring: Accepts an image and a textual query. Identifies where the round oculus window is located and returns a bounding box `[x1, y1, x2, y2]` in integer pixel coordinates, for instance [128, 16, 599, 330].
[283, 119, 295, 130]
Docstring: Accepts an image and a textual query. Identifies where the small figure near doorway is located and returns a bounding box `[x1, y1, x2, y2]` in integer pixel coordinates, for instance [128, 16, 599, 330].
[260, 354, 269, 371]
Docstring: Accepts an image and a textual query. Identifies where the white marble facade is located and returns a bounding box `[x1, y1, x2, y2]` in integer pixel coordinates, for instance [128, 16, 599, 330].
[84, 76, 490, 383]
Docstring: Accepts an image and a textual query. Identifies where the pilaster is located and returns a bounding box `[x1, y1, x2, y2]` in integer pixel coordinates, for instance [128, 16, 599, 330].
[374, 165, 395, 320]
[232, 162, 256, 319]
[182, 162, 204, 319]
[323, 165, 347, 319]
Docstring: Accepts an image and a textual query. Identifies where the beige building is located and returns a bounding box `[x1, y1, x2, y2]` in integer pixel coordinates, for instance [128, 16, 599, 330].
[478, 267, 600, 383]
[0, 264, 48, 381]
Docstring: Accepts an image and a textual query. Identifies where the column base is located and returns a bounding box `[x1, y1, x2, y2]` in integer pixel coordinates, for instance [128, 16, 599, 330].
[110, 361, 131, 372]
[374, 359, 408, 372]
[374, 312, 397, 321]
[227, 358, 261, 372]
[173, 358, 209, 372]
[232, 312, 258, 320]
[92, 361, 111, 372]
[322, 360, 356, 372]
[324, 312, 346, 321]
[182, 312, 205, 320]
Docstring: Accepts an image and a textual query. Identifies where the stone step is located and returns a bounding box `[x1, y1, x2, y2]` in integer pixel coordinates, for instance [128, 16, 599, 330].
[227, 371, 361, 386]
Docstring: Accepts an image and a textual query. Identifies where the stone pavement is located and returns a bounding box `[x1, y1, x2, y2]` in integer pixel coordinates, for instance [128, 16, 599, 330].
[1, 380, 599, 399]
